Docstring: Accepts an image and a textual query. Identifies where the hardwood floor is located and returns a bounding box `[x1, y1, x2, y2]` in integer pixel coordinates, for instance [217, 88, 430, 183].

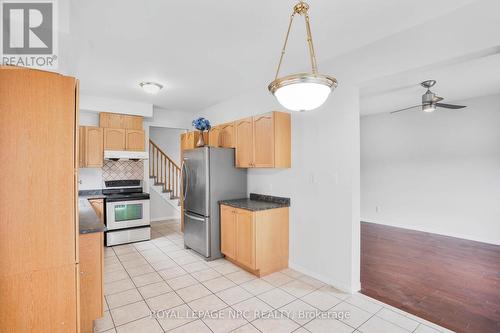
[361, 222, 500, 333]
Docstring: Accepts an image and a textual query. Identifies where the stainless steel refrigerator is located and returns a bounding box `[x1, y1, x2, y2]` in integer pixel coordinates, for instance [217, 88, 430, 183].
[182, 147, 247, 260]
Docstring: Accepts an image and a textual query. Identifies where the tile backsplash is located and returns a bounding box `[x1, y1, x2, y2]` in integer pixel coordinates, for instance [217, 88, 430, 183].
[102, 160, 144, 181]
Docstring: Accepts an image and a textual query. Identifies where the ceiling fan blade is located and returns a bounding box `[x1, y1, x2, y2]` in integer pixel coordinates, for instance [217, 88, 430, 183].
[390, 105, 422, 114]
[436, 103, 466, 109]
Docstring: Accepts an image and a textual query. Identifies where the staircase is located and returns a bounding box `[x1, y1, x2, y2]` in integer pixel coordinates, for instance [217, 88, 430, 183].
[149, 139, 182, 211]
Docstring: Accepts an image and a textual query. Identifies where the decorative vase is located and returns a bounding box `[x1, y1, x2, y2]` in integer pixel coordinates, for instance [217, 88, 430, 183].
[196, 131, 205, 147]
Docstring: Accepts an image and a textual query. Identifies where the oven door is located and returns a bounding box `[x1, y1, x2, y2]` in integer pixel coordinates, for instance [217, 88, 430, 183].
[106, 199, 150, 230]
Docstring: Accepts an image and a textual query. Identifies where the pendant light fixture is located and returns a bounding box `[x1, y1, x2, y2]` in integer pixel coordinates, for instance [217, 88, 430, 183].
[268, 1, 337, 112]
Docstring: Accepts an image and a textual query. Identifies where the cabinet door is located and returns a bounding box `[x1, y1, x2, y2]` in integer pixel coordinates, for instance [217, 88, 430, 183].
[126, 129, 145, 151]
[104, 128, 126, 150]
[220, 205, 236, 260]
[123, 115, 143, 130]
[220, 122, 235, 148]
[79, 232, 104, 333]
[208, 126, 221, 147]
[85, 127, 104, 167]
[236, 209, 256, 269]
[186, 132, 195, 149]
[79, 126, 86, 168]
[253, 113, 275, 167]
[235, 118, 253, 167]
[99, 113, 124, 128]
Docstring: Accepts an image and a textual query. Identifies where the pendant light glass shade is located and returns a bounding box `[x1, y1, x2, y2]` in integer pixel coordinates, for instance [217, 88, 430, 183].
[269, 73, 337, 112]
[269, 2, 337, 112]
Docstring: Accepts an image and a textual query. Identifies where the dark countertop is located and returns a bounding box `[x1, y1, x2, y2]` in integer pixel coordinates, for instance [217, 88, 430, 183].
[219, 193, 290, 212]
[79, 192, 106, 234]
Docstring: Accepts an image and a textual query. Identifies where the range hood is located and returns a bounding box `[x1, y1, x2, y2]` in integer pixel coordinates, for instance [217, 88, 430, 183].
[104, 150, 149, 161]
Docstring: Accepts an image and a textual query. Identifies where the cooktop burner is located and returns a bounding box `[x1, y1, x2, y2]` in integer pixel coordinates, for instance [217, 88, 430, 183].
[102, 179, 149, 202]
[104, 192, 150, 202]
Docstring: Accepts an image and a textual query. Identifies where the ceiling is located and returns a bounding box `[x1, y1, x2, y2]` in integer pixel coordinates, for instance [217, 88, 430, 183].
[64, 0, 480, 113]
[360, 51, 500, 116]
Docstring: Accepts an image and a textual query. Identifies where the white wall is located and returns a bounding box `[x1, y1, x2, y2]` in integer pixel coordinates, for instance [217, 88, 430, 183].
[198, 86, 361, 292]
[150, 190, 180, 221]
[149, 127, 185, 166]
[361, 93, 500, 245]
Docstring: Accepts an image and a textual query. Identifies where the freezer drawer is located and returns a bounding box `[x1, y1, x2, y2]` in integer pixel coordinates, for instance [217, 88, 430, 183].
[184, 212, 210, 257]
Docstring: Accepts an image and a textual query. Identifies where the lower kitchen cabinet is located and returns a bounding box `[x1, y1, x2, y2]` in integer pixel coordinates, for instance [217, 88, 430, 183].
[220, 205, 237, 260]
[220, 205, 289, 276]
[79, 199, 104, 333]
[79, 232, 104, 333]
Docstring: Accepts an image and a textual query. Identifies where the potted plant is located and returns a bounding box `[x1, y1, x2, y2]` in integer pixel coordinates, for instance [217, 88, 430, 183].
[192, 117, 211, 147]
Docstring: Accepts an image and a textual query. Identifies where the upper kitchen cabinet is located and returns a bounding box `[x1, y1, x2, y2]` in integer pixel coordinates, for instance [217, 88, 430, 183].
[235, 111, 291, 168]
[181, 131, 208, 151]
[220, 122, 235, 148]
[99, 112, 142, 130]
[100, 112, 145, 151]
[79, 126, 104, 168]
[235, 117, 254, 167]
[253, 113, 275, 167]
[125, 129, 145, 151]
[104, 128, 126, 150]
[208, 125, 221, 147]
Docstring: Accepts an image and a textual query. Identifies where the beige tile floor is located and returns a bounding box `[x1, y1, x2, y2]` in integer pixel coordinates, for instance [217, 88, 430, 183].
[95, 220, 455, 333]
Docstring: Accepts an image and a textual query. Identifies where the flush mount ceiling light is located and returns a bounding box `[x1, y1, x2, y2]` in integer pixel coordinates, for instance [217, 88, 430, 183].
[139, 81, 163, 94]
[268, 1, 337, 112]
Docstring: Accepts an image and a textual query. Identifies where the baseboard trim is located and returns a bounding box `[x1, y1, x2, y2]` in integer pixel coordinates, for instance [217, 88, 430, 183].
[288, 261, 358, 294]
[151, 215, 179, 222]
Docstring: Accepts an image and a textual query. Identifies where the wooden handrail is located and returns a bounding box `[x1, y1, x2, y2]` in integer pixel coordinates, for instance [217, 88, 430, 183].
[149, 139, 182, 200]
[149, 139, 180, 169]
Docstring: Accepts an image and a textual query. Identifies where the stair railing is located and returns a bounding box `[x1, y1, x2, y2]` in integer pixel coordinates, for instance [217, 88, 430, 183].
[149, 139, 181, 199]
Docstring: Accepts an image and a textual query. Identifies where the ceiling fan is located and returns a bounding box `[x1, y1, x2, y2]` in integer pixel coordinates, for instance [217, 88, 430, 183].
[390, 80, 467, 114]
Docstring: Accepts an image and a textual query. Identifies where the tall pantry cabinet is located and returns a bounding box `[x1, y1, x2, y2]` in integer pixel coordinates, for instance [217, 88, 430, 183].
[0, 66, 80, 332]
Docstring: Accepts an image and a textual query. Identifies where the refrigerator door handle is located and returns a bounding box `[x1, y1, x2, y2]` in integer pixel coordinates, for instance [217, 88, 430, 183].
[182, 159, 188, 202]
[184, 212, 207, 222]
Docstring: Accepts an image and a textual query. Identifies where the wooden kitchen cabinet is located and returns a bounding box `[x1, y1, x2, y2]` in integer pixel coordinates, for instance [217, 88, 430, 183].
[104, 128, 126, 150]
[253, 113, 275, 167]
[208, 126, 221, 147]
[220, 205, 289, 276]
[235, 112, 291, 168]
[235, 117, 254, 167]
[79, 126, 104, 168]
[80, 199, 104, 333]
[235, 209, 256, 269]
[180, 131, 209, 150]
[1, 66, 79, 331]
[125, 129, 145, 151]
[220, 122, 235, 148]
[79, 231, 104, 333]
[220, 205, 237, 260]
[100, 112, 143, 130]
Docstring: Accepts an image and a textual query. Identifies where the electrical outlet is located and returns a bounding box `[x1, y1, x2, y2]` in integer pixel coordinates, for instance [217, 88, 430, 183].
[375, 206, 380, 213]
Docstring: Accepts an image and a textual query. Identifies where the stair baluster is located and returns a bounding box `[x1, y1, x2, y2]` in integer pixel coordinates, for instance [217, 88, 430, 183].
[148, 139, 182, 202]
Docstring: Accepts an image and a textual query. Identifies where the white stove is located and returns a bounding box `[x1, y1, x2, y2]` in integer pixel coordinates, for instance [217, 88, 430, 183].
[103, 180, 151, 246]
